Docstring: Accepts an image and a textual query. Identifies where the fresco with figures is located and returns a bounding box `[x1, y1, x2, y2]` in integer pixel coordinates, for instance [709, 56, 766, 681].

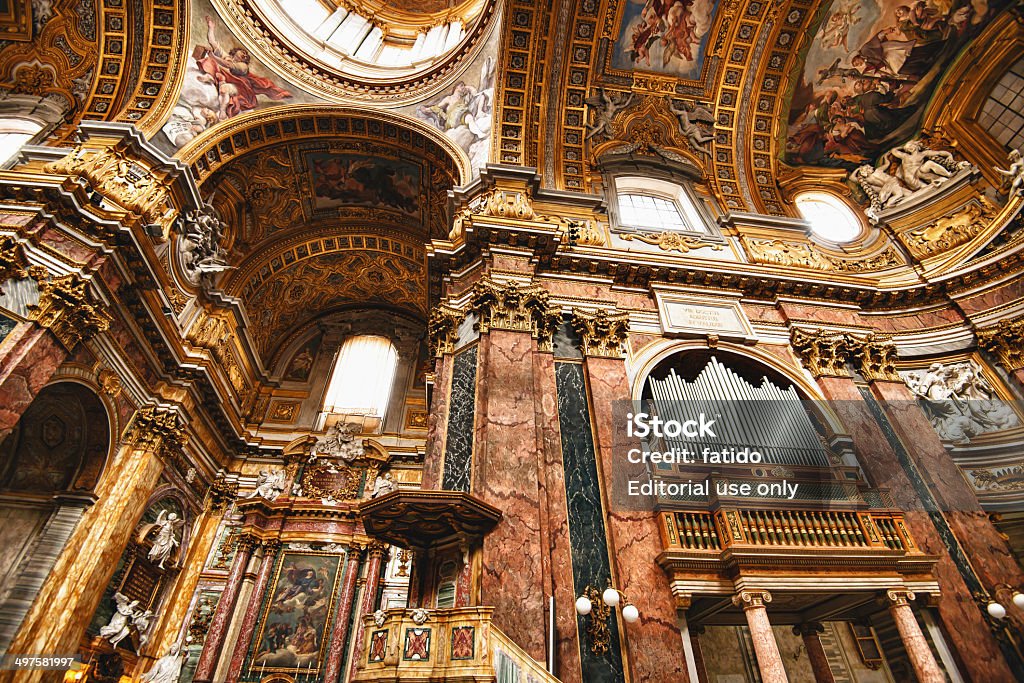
[157, 0, 318, 151]
[786, 0, 1009, 168]
[251, 552, 343, 673]
[306, 152, 422, 216]
[612, 0, 720, 79]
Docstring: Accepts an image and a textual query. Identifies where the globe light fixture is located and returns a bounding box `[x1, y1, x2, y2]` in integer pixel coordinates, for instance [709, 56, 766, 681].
[575, 595, 593, 616]
[621, 604, 640, 624]
[1013, 591, 1024, 610]
[602, 586, 620, 607]
[575, 582, 640, 654]
[987, 601, 1007, 619]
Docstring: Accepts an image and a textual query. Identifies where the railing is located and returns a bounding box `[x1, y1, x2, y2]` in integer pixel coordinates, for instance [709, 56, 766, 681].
[661, 508, 916, 553]
[352, 606, 559, 683]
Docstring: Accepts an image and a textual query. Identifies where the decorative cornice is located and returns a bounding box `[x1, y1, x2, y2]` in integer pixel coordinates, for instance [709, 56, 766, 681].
[733, 589, 772, 610]
[469, 279, 561, 349]
[427, 303, 466, 357]
[790, 328, 853, 379]
[28, 273, 112, 351]
[570, 309, 630, 359]
[977, 318, 1024, 371]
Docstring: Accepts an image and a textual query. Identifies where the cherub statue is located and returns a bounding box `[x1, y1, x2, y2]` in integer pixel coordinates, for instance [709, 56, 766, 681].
[100, 593, 140, 647]
[370, 472, 398, 498]
[995, 148, 1024, 198]
[133, 609, 156, 646]
[667, 99, 716, 155]
[584, 89, 634, 140]
[141, 643, 187, 683]
[852, 163, 913, 215]
[248, 470, 285, 501]
[313, 422, 364, 462]
[888, 139, 965, 191]
[142, 510, 184, 569]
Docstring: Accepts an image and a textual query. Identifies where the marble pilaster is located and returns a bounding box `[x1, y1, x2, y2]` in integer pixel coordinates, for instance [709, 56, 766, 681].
[226, 540, 280, 683]
[733, 591, 788, 683]
[886, 590, 945, 683]
[794, 623, 835, 683]
[347, 543, 387, 682]
[192, 534, 256, 683]
[323, 548, 361, 683]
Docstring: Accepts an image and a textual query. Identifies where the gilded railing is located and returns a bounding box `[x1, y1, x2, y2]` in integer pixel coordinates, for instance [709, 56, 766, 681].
[660, 508, 916, 553]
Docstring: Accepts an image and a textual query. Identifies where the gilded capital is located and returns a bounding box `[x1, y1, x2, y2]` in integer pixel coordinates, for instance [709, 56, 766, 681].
[28, 273, 112, 350]
[793, 622, 825, 637]
[852, 334, 901, 382]
[977, 319, 1024, 372]
[427, 303, 466, 357]
[0, 236, 28, 293]
[469, 278, 561, 347]
[733, 589, 772, 610]
[571, 308, 630, 358]
[123, 406, 188, 458]
[790, 328, 853, 378]
[207, 477, 239, 511]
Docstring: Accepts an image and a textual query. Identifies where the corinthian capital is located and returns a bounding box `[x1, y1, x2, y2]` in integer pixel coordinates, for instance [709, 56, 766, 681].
[0, 236, 28, 294]
[469, 278, 561, 349]
[977, 319, 1024, 371]
[427, 303, 465, 357]
[124, 406, 188, 456]
[570, 309, 630, 358]
[851, 334, 900, 382]
[28, 272, 112, 350]
[790, 328, 853, 378]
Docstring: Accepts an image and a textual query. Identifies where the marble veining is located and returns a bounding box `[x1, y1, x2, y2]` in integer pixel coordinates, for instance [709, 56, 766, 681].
[443, 346, 478, 492]
[555, 362, 625, 683]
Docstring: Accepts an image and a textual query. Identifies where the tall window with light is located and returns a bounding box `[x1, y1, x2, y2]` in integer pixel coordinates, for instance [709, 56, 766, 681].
[321, 335, 398, 431]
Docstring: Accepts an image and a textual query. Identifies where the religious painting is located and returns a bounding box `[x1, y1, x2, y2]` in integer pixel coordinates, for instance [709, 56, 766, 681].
[414, 54, 495, 172]
[283, 333, 322, 382]
[612, 0, 720, 79]
[785, 0, 1009, 168]
[306, 152, 422, 216]
[158, 0, 303, 150]
[251, 552, 343, 673]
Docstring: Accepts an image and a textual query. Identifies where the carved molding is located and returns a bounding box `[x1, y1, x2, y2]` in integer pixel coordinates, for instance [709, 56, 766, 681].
[28, 273, 112, 350]
[745, 238, 902, 273]
[469, 279, 561, 350]
[427, 303, 465, 357]
[570, 309, 630, 359]
[977, 319, 1024, 372]
[622, 232, 723, 254]
[790, 328, 854, 378]
[900, 198, 997, 259]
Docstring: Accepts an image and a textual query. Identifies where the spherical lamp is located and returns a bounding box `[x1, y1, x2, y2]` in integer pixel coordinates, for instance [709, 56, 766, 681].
[621, 604, 640, 624]
[1013, 591, 1024, 610]
[987, 601, 1007, 619]
[602, 587, 620, 607]
[575, 595, 593, 616]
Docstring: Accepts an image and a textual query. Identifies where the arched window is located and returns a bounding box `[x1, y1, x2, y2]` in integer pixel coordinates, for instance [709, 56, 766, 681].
[795, 191, 862, 243]
[615, 177, 709, 233]
[322, 335, 398, 419]
[0, 118, 43, 166]
[980, 56, 1024, 150]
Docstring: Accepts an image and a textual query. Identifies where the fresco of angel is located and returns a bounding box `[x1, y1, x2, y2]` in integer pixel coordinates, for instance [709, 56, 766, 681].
[614, 0, 717, 77]
[415, 56, 495, 171]
[820, 0, 863, 50]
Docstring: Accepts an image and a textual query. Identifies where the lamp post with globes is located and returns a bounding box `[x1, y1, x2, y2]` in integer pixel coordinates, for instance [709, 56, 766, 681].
[575, 583, 639, 655]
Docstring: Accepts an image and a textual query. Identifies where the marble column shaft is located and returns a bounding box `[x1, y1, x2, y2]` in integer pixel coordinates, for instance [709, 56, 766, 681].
[795, 624, 834, 683]
[815, 375, 1015, 682]
[423, 352, 453, 490]
[323, 550, 361, 683]
[887, 592, 945, 683]
[0, 323, 67, 443]
[192, 536, 255, 683]
[346, 546, 385, 683]
[226, 543, 278, 683]
[1, 444, 164, 683]
[736, 593, 788, 683]
[472, 329, 547, 660]
[583, 355, 691, 682]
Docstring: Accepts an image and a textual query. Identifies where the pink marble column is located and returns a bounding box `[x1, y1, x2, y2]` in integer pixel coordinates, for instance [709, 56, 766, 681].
[193, 535, 257, 683]
[226, 540, 280, 683]
[323, 547, 361, 683]
[886, 589, 945, 683]
[794, 623, 834, 683]
[0, 323, 67, 442]
[733, 590, 788, 683]
[346, 542, 387, 682]
[690, 626, 709, 683]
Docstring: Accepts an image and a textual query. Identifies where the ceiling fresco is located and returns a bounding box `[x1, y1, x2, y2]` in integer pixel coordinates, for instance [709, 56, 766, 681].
[307, 151, 422, 216]
[613, 0, 722, 79]
[784, 0, 1011, 168]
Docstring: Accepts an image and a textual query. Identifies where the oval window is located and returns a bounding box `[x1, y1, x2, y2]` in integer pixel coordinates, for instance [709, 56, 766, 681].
[795, 192, 862, 243]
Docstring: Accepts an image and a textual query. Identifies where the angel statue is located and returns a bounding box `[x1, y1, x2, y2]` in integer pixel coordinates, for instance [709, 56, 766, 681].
[141, 643, 187, 683]
[995, 148, 1024, 198]
[585, 89, 634, 140]
[370, 472, 398, 498]
[141, 510, 184, 569]
[133, 609, 156, 646]
[667, 99, 716, 155]
[100, 593, 140, 647]
[313, 422, 364, 462]
[248, 470, 286, 501]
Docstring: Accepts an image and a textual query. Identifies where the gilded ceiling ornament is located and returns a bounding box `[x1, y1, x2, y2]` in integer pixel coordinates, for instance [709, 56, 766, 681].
[570, 309, 630, 358]
[622, 231, 723, 254]
[790, 328, 853, 378]
[977, 319, 1024, 372]
[28, 272, 112, 350]
[744, 238, 901, 272]
[902, 199, 996, 258]
[98, 368, 123, 397]
[970, 466, 1024, 491]
[427, 303, 466, 357]
[477, 189, 535, 220]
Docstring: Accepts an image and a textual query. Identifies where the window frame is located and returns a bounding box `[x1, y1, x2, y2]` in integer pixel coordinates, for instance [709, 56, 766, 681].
[793, 191, 864, 245]
[320, 334, 399, 422]
[610, 176, 719, 237]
